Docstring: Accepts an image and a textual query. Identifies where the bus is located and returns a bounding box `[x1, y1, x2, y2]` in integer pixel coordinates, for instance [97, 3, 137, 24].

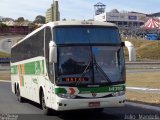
[11, 20, 126, 114]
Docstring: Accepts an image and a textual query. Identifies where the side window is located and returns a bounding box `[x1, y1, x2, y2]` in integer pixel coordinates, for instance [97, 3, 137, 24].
[45, 27, 52, 60]
[32, 29, 44, 57]
[25, 29, 44, 59]
[45, 27, 53, 81]
[11, 29, 45, 62]
[12, 46, 16, 62]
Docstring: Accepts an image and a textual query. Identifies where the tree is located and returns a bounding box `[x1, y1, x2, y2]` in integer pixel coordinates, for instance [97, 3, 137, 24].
[33, 15, 45, 24]
[16, 17, 25, 22]
[0, 22, 8, 28]
[0, 22, 8, 32]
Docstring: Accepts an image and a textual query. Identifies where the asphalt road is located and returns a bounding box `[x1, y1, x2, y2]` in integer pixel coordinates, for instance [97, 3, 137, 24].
[0, 82, 160, 120]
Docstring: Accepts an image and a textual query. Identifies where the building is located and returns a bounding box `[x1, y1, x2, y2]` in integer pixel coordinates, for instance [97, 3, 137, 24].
[0, 20, 33, 35]
[46, 6, 54, 23]
[94, 9, 147, 34]
[0, 25, 33, 35]
[45, 0, 60, 23]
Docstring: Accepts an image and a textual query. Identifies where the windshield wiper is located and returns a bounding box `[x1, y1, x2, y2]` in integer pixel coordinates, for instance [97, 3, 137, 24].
[75, 60, 92, 86]
[93, 55, 111, 83]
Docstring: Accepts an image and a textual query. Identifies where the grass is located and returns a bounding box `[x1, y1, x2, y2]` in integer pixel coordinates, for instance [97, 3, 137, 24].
[122, 38, 160, 60]
[126, 72, 160, 88]
[0, 51, 10, 58]
[126, 91, 160, 105]
[126, 71, 160, 105]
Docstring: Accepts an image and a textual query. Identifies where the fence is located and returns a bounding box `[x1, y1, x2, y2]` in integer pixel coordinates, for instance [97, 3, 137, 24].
[0, 26, 33, 35]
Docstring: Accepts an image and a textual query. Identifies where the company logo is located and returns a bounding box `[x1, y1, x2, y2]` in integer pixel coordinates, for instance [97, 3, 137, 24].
[92, 93, 97, 97]
[69, 88, 76, 95]
[128, 16, 137, 20]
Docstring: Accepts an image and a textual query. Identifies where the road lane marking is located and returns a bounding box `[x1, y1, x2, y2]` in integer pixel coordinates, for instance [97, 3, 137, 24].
[126, 87, 160, 92]
[0, 80, 11, 82]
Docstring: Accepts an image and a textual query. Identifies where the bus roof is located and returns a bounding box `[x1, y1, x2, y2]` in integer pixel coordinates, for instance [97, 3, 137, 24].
[47, 20, 117, 27]
[12, 20, 117, 48]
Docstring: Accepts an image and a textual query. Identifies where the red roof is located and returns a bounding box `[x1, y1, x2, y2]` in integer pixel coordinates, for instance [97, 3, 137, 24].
[143, 18, 160, 29]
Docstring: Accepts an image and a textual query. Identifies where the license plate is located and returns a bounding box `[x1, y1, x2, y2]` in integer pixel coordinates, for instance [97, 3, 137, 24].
[89, 102, 100, 107]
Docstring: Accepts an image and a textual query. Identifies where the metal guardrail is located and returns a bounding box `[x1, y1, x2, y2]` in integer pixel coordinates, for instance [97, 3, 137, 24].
[0, 58, 10, 64]
[126, 61, 160, 69]
[126, 61, 160, 64]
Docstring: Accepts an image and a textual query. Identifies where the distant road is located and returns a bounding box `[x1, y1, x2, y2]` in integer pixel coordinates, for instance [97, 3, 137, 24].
[0, 38, 12, 53]
[0, 82, 159, 120]
[126, 61, 160, 73]
[0, 35, 24, 53]
[126, 62, 160, 69]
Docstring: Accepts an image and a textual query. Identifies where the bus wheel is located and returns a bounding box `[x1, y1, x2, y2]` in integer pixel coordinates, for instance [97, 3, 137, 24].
[41, 92, 52, 115]
[16, 87, 24, 103]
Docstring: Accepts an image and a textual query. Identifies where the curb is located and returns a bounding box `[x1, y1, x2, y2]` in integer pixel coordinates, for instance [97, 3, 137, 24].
[0, 80, 11, 83]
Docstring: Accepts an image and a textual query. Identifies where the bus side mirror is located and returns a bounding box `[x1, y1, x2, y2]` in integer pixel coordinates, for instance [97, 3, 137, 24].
[124, 41, 136, 62]
[49, 41, 57, 63]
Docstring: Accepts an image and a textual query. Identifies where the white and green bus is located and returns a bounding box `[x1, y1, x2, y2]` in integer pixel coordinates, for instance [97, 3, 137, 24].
[11, 21, 126, 114]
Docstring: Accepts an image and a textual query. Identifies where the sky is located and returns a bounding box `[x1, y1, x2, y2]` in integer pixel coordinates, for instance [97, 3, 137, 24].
[0, 0, 160, 21]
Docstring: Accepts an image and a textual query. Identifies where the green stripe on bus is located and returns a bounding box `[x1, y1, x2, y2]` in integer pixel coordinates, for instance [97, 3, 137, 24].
[11, 66, 18, 74]
[55, 85, 125, 94]
[24, 62, 35, 75]
[79, 85, 125, 93]
[55, 88, 67, 94]
[11, 60, 45, 75]
[22, 76, 24, 86]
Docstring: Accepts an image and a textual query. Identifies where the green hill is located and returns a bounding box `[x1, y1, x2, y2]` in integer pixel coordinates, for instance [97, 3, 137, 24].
[0, 51, 10, 58]
[123, 39, 160, 61]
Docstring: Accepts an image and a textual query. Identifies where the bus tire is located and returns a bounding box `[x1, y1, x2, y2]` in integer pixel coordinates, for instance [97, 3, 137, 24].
[14, 83, 17, 94]
[16, 86, 25, 103]
[41, 91, 52, 115]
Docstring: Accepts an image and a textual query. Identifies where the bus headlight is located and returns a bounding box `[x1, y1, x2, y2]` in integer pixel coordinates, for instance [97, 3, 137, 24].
[112, 91, 125, 97]
[58, 93, 76, 99]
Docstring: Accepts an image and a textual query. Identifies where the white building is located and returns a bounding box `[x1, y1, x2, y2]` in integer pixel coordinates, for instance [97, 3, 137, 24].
[94, 9, 147, 33]
[45, 0, 60, 23]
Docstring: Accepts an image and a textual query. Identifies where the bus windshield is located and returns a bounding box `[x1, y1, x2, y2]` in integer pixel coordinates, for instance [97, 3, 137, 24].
[56, 46, 124, 86]
[54, 26, 120, 44]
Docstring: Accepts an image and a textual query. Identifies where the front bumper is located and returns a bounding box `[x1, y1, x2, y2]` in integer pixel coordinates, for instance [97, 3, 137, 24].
[54, 95, 125, 111]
